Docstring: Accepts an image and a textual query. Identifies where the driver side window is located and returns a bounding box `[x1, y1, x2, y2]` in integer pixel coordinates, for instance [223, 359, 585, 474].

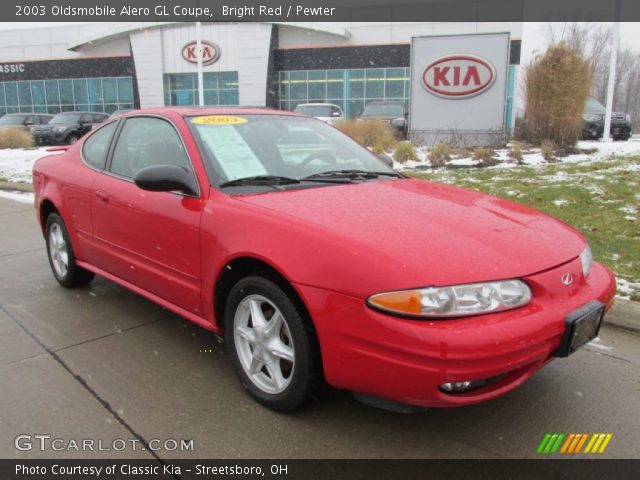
[110, 117, 192, 180]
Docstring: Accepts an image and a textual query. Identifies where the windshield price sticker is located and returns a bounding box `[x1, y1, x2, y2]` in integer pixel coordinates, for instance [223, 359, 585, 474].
[191, 116, 248, 125]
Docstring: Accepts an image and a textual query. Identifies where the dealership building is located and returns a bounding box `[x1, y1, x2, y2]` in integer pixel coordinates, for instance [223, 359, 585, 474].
[0, 21, 522, 128]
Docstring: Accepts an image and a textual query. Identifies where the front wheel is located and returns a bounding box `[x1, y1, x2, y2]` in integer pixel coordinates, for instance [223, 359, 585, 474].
[45, 213, 95, 287]
[224, 276, 321, 412]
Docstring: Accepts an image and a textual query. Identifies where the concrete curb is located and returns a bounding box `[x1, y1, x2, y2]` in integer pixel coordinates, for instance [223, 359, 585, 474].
[604, 298, 640, 334]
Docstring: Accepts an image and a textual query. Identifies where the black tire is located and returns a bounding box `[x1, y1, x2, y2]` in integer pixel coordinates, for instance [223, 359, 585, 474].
[67, 134, 79, 145]
[45, 213, 95, 288]
[224, 275, 322, 412]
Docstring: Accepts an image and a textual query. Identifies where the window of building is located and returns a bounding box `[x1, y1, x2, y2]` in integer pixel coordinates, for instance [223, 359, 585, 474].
[278, 67, 411, 118]
[0, 77, 134, 115]
[163, 72, 239, 107]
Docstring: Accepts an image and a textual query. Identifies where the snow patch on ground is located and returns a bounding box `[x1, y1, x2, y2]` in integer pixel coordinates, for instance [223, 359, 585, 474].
[396, 137, 640, 172]
[0, 190, 35, 205]
[0, 147, 58, 184]
[616, 278, 640, 300]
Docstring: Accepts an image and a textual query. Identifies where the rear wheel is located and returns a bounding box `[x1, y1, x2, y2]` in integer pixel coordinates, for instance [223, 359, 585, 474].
[224, 276, 321, 412]
[67, 134, 79, 145]
[45, 213, 94, 288]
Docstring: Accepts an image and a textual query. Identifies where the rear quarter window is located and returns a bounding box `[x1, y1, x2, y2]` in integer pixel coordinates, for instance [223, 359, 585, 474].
[82, 122, 117, 170]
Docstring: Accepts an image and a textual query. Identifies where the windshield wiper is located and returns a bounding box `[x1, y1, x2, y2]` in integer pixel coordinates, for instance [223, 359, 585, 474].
[219, 175, 300, 188]
[302, 169, 401, 180]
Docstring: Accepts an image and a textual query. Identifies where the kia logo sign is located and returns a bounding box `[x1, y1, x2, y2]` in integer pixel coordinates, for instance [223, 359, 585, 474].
[422, 54, 496, 99]
[182, 41, 220, 66]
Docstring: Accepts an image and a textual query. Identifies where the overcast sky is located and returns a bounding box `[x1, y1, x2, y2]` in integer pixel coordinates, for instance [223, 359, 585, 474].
[522, 22, 640, 65]
[1, 21, 639, 65]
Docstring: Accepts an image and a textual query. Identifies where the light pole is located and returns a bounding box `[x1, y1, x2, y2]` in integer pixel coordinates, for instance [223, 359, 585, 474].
[195, 22, 204, 107]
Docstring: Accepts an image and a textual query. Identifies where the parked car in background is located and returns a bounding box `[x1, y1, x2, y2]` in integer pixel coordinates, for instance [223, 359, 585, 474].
[358, 101, 408, 137]
[33, 107, 615, 413]
[293, 103, 344, 125]
[0, 113, 54, 134]
[109, 109, 135, 118]
[32, 112, 109, 145]
[92, 110, 136, 130]
[582, 97, 632, 141]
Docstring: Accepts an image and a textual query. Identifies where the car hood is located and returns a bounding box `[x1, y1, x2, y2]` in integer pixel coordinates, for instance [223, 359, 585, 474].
[233, 178, 586, 287]
[33, 124, 73, 130]
[584, 110, 627, 117]
[360, 115, 401, 121]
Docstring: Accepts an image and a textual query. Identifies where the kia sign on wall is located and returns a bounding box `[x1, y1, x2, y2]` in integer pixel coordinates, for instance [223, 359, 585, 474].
[182, 40, 221, 66]
[410, 33, 510, 145]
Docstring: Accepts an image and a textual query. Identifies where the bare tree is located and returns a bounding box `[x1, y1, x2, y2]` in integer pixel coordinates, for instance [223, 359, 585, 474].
[544, 22, 640, 127]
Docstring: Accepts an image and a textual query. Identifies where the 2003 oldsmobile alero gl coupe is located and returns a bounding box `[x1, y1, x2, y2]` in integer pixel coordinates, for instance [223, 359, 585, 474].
[33, 108, 616, 412]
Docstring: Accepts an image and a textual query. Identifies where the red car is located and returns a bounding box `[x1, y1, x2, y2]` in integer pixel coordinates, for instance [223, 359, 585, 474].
[33, 108, 616, 412]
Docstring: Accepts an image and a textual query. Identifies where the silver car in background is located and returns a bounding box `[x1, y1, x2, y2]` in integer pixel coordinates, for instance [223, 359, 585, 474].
[293, 103, 344, 125]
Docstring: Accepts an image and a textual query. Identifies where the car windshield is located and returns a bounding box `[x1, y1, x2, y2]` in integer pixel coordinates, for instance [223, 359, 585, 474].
[0, 115, 28, 125]
[293, 105, 333, 117]
[50, 113, 81, 124]
[362, 103, 404, 117]
[585, 98, 606, 114]
[189, 114, 395, 185]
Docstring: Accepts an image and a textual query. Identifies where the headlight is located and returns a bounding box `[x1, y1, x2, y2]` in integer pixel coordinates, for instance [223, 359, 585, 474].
[367, 279, 532, 318]
[579, 244, 592, 277]
[391, 117, 406, 128]
[53, 127, 67, 132]
[625, 114, 631, 122]
[582, 114, 602, 122]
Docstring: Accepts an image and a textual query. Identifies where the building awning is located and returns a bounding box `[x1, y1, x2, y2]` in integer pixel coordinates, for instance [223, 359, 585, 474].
[68, 22, 350, 52]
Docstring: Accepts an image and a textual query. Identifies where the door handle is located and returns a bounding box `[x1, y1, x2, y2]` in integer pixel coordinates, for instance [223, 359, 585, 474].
[95, 190, 109, 204]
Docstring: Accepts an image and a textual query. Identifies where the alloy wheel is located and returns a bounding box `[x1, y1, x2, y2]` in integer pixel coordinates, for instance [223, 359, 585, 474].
[233, 294, 295, 394]
[48, 223, 69, 278]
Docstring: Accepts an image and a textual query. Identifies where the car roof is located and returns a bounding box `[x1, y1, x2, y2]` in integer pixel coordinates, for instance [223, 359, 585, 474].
[116, 106, 301, 118]
[366, 100, 405, 104]
[295, 103, 340, 107]
[4, 112, 52, 116]
[53, 111, 108, 115]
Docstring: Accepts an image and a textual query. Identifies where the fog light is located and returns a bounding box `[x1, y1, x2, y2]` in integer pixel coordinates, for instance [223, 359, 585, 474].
[440, 381, 473, 392]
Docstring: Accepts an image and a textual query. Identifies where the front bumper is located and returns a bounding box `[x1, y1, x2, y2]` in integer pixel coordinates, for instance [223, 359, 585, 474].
[582, 120, 632, 139]
[32, 130, 68, 145]
[297, 259, 615, 408]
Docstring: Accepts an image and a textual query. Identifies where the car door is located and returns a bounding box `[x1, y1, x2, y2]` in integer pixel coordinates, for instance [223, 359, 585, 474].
[23, 115, 36, 132]
[90, 115, 204, 316]
[78, 113, 93, 136]
[329, 105, 343, 125]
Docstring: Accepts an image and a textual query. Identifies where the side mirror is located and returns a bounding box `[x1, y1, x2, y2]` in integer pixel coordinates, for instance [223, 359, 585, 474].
[377, 153, 394, 167]
[134, 165, 198, 196]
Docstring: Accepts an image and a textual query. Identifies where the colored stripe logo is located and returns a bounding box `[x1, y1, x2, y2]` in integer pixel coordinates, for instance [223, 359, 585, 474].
[537, 433, 612, 454]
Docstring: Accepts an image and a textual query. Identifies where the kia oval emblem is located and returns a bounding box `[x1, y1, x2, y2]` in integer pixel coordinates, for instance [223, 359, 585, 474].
[422, 54, 496, 99]
[561, 273, 574, 286]
[182, 40, 221, 66]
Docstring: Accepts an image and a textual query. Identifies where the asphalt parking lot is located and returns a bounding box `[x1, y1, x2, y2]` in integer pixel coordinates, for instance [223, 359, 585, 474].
[0, 196, 639, 460]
